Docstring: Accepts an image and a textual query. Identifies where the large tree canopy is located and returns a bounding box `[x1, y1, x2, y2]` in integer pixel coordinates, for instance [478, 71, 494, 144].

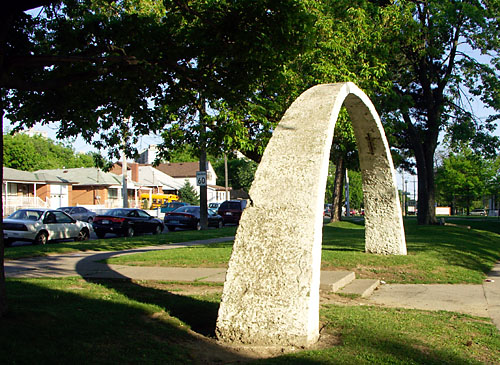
[380, 0, 500, 224]
[0, 0, 313, 317]
[435, 147, 494, 214]
[3, 0, 313, 158]
[3, 133, 94, 171]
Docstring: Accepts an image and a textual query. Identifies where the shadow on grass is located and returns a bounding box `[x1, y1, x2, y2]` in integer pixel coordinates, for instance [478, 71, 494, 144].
[90, 278, 220, 337]
[74, 250, 221, 337]
[1, 278, 250, 364]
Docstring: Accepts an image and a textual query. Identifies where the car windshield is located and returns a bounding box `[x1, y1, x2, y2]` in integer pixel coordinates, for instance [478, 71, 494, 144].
[104, 209, 129, 217]
[223, 202, 241, 210]
[174, 206, 198, 214]
[8, 210, 43, 221]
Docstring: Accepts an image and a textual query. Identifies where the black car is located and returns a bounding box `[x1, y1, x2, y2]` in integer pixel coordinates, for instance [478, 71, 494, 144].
[58, 206, 97, 222]
[164, 206, 223, 231]
[93, 208, 164, 238]
[217, 200, 247, 225]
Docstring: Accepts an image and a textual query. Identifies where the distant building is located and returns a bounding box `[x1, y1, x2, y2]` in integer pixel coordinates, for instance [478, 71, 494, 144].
[22, 128, 49, 139]
[155, 162, 228, 203]
[136, 145, 159, 164]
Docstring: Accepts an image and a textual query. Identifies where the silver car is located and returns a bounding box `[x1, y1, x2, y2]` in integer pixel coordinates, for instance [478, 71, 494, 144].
[3, 208, 93, 247]
[58, 206, 97, 222]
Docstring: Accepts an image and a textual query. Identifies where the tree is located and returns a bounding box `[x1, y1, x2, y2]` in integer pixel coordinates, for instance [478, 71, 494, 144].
[0, 0, 314, 317]
[178, 181, 199, 206]
[436, 148, 493, 214]
[214, 157, 257, 193]
[380, 0, 500, 224]
[3, 133, 94, 171]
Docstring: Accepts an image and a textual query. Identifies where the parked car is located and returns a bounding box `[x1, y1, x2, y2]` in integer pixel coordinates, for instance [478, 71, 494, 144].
[217, 199, 248, 225]
[3, 208, 92, 246]
[92, 208, 164, 238]
[164, 205, 223, 231]
[160, 201, 190, 214]
[58, 206, 96, 222]
[324, 204, 332, 217]
[470, 208, 487, 216]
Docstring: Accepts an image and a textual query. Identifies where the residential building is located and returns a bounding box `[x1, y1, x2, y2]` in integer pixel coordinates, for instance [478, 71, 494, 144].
[2, 167, 70, 216]
[154, 162, 228, 203]
[35, 167, 140, 209]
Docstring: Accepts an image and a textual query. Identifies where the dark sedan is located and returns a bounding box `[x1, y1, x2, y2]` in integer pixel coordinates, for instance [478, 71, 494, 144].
[93, 208, 164, 238]
[164, 206, 223, 231]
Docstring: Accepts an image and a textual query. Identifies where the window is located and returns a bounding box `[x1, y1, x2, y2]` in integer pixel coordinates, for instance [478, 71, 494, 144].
[137, 210, 150, 218]
[54, 211, 73, 223]
[108, 188, 119, 199]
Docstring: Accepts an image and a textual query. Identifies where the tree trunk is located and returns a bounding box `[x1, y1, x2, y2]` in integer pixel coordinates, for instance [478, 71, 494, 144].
[330, 156, 345, 222]
[416, 150, 437, 225]
[403, 113, 438, 225]
[0, 102, 8, 317]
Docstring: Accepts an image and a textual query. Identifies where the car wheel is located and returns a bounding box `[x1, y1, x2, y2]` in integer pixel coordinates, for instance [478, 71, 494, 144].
[125, 226, 135, 237]
[75, 228, 90, 242]
[34, 231, 48, 245]
[4, 239, 13, 247]
[153, 224, 163, 235]
[217, 220, 223, 229]
[87, 217, 93, 223]
[96, 231, 106, 239]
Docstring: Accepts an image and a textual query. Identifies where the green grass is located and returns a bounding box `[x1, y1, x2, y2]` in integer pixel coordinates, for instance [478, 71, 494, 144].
[106, 218, 500, 284]
[2, 277, 499, 364]
[4, 226, 237, 260]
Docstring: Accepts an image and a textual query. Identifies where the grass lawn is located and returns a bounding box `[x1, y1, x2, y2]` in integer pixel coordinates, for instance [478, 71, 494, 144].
[3, 217, 500, 363]
[2, 277, 499, 364]
[106, 218, 500, 284]
[4, 226, 237, 260]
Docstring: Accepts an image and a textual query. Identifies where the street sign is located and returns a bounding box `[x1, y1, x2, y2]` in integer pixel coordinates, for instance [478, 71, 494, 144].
[196, 171, 207, 186]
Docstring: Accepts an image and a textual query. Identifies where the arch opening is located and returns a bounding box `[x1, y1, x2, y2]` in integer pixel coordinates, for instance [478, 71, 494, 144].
[216, 83, 406, 348]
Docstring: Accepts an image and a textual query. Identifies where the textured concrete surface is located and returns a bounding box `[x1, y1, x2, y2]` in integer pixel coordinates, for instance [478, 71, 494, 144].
[216, 83, 406, 348]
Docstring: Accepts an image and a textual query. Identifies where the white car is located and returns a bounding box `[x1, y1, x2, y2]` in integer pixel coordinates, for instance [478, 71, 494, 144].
[3, 208, 93, 247]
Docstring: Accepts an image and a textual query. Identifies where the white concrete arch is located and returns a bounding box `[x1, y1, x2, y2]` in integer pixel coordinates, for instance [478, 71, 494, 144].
[216, 83, 406, 348]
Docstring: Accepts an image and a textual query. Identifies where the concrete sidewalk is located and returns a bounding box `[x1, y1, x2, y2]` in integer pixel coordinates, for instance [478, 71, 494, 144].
[4, 237, 500, 332]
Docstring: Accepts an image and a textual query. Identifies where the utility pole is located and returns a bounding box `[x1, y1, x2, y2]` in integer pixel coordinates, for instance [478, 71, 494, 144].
[122, 117, 130, 208]
[122, 147, 128, 208]
[401, 171, 405, 216]
[224, 153, 229, 200]
[345, 169, 350, 217]
[198, 99, 208, 229]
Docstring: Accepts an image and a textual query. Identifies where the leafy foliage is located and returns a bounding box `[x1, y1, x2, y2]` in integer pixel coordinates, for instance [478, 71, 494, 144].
[3, 0, 313, 161]
[213, 157, 257, 192]
[178, 180, 199, 206]
[3, 133, 94, 171]
[435, 148, 495, 213]
[378, 0, 500, 223]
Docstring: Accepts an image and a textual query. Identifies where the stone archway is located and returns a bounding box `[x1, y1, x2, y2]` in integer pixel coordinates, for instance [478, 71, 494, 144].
[216, 83, 406, 348]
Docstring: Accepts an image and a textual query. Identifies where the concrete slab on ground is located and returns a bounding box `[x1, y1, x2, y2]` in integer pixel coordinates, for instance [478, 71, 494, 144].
[320, 271, 355, 291]
[339, 279, 380, 298]
[369, 284, 489, 317]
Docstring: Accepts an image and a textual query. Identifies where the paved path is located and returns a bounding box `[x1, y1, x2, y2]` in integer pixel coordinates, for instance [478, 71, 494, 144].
[4, 237, 500, 331]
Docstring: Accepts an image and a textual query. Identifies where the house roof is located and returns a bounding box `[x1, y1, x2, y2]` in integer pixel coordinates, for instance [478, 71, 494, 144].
[138, 166, 183, 190]
[154, 162, 201, 178]
[3, 167, 68, 184]
[35, 167, 122, 186]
